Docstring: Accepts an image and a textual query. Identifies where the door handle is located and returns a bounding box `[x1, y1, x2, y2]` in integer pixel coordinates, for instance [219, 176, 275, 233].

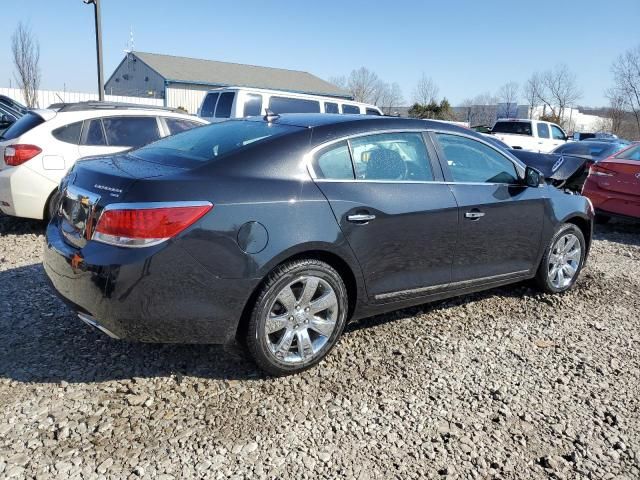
[347, 214, 376, 223]
[464, 211, 485, 219]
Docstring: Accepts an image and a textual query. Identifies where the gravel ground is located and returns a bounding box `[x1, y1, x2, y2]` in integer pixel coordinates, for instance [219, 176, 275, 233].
[0, 213, 639, 479]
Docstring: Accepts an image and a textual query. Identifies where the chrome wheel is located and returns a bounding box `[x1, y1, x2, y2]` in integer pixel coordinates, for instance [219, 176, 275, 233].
[264, 276, 339, 364]
[548, 233, 582, 289]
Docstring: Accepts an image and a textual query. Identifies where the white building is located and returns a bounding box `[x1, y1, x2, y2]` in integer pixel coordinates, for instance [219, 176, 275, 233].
[105, 51, 350, 114]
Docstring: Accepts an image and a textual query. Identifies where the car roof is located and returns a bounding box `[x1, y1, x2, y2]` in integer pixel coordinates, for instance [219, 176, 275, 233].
[244, 113, 466, 132]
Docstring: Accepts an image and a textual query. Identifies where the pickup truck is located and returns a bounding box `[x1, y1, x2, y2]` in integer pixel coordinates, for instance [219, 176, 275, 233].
[490, 118, 569, 153]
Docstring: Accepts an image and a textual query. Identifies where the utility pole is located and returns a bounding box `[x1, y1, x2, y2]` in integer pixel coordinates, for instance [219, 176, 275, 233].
[84, 0, 104, 101]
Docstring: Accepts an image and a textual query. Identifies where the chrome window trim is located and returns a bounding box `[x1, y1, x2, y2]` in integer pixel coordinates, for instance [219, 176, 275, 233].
[304, 127, 527, 184]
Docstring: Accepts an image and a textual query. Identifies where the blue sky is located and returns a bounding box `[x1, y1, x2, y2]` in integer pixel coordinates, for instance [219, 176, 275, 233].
[1, 0, 638, 107]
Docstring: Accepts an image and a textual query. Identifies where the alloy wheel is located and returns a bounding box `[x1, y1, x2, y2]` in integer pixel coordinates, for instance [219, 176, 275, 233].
[548, 233, 582, 289]
[264, 276, 339, 364]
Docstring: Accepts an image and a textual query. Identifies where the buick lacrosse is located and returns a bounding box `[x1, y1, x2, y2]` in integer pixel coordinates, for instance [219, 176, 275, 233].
[44, 114, 593, 375]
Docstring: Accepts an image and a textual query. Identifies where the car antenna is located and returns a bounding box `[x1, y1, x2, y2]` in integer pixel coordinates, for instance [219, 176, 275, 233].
[264, 109, 280, 123]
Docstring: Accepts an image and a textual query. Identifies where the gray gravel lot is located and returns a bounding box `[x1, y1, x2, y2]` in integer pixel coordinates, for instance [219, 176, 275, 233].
[0, 213, 639, 479]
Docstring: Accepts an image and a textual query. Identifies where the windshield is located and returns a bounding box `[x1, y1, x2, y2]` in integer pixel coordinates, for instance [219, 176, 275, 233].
[0, 111, 44, 141]
[555, 142, 628, 159]
[492, 121, 532, 136]
[134, 120, 303, 164]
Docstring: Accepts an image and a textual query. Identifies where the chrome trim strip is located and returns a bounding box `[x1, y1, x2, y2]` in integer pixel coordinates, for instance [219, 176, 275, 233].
[78, 313, 120, 339]
[303, 126, 526, 182]
[374, 270, 530, 301]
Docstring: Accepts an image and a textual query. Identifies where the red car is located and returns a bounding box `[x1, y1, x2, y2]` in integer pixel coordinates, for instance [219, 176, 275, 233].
[582, 143, 640, 222]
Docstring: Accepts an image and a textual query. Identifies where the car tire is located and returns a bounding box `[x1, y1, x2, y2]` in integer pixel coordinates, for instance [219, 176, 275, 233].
[45, 189, 60, 221]
[245, 259, 348, 376]
[595, 214, 610, 224]
[535, 223, 586, 294]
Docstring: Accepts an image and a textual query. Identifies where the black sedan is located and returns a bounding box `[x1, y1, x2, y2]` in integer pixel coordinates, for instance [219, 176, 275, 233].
[44, 115, 594, 375]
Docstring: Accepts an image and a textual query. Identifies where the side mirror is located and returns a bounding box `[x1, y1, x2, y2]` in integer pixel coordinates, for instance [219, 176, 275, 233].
[524, 166, 544, 187]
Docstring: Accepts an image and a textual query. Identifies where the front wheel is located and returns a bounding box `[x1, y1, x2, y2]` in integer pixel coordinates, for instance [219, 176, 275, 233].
[244, 259, 348, 376]
[535, 223, 586, 294]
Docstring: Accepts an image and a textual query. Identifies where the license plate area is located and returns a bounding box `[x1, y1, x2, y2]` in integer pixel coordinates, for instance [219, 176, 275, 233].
[60, 185, 101, 248]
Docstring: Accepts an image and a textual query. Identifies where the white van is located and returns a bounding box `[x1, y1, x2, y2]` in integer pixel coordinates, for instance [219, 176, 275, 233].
[198, 87, 383, 122]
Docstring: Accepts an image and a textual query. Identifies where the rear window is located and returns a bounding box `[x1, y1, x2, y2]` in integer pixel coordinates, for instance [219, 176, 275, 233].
[165, 118, 203, 135]
[136, 120, 303, 164]
[556, 142, 625, 159]
[0, 112, 44, 140]
[616, 144, 640, 161]
[492, 121, 532, 136]
[52, 121, 83, 144]
[215, 92, 235, 118]
[269, 97, 320, 114]
[200, 93, 219, 117]
[342, 105, 360, 114]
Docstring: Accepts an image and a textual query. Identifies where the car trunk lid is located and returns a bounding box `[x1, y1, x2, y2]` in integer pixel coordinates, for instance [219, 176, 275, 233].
[594, 159, 640, 196]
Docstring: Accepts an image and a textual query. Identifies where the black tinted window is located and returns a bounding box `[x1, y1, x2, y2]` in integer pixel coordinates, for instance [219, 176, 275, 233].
[215, 92, 235, 118]
[342, 105, 360, 114]
[243, 94, 262, 117]
[103, 117, 160, 147]
[366, 108, 381, 116]
[350, 132, 434, 181]
[325, 102, 339, 114]
[165, 118, 202, 135]
[137, 121, 303, 164]
[269, 97, 320, 114]
[52, 121, 83, 144]
[82, 119, 106, 146]
[1, 112, 44, 140]
[537, 123, 550, 138]
[314, 141, 354, 180]
[201, 93, 219, 117]
[492, 121, 532, 136]
[436, 133, 518, 184]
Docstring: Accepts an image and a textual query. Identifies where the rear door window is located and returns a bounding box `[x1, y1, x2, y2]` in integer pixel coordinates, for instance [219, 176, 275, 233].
[165, 118, 203, 135]
[342, 105, 360, 114]
[243, 94, 262, 117]
[269, 96, 321, 114]
[215, 92, 235, 118]
[52, 121, 83, 144]
[0, 112, 44, 140]
[81, 119, 106, 146]
[492, 121, 532, 136]
[200, 93, 219, 117]
[313, 141, 354, 179]
[102, 116, 160, 147]
[324, 102, 339, 114]
[537, 123, 550, 138]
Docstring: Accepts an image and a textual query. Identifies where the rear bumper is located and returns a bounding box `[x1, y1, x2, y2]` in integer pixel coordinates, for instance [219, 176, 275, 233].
[43, 219, 258, 344]
[583, 181, 640, 219]
[0, 164, 56, 219]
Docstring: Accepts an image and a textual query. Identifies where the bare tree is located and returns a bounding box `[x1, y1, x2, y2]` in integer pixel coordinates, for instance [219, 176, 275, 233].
[497, 81, 519, 117]
[377, 82, 404, 114]
[611, 44, 640, 136]
[523, 73, 542, 119]
[412, 74, 439, 105]
[456, 93, 498, 126]
[343, 67, 381, 104]
[11, 22, 41, 108]
[536, 64, 582, 125]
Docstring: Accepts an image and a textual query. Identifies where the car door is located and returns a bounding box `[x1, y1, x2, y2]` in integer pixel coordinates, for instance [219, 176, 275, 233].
[309, 131, 459, 301]
[550, 125, 568, 151]
[431, 131, 545, 283]
[536, 122, 551, 153]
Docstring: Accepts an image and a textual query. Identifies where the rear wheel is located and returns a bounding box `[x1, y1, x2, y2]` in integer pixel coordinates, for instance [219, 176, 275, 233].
[595, 214, 610, 225]
[44, 189, 60, 221]
[535, 223, 586, 294]
[245, 259, 348, 376]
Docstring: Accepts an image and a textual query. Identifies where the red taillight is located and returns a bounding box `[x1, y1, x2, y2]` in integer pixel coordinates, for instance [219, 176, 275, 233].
[4, 144, 42, 166]
[93, 203, 213, 247]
